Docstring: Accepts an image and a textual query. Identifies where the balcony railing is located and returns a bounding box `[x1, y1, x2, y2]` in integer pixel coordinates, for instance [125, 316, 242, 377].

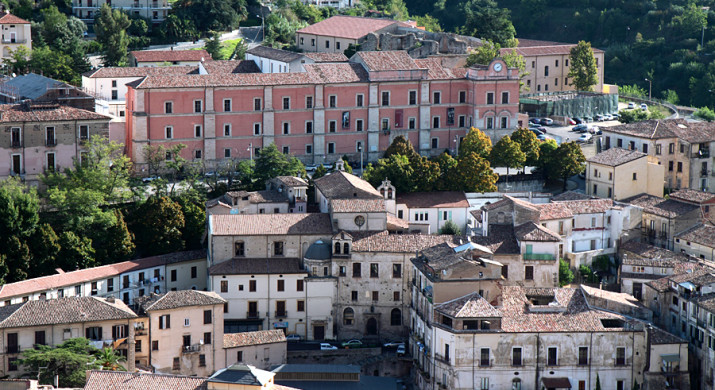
[246, 311, 259, 319]
[6, 345, 20, 354]
[2, 39, 27, 44]
[46, 139, 56, 147]
[523, 253, 556, 261]
[275, 310, 287, 318]
[702, 170, 709, 178]
[699, 149, 710, 159]
[181, 344, 201, 353]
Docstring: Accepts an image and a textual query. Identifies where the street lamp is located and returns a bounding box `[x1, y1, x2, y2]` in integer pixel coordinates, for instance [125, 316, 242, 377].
[454, 135, 460, 155]
[256, 14, 265, 42]
[248, 142, 253, 162]
[645, 78, 652, 100]
[357, 143, 363, 178]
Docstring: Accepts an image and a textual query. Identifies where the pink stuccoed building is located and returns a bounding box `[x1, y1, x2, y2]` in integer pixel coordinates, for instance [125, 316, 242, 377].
[125, 51, 520, 170]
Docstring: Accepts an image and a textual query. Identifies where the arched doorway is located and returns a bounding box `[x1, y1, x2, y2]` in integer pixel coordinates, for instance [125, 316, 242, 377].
[366, 317, 378, 335]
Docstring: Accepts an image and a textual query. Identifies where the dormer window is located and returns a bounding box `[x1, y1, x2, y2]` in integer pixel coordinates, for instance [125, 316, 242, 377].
[343, 243, 350, 254]
[334, 242, 341, 254]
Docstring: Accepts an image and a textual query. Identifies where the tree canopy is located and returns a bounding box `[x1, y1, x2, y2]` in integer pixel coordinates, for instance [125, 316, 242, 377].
[490, 135, 526, 175]
[94, 4, 131, 66]
[20, 338, 101, 388]
[568, 41, 599, 92]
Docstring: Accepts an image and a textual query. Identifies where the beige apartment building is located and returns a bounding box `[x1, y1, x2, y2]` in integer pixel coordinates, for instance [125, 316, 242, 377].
[674, 224, 715, 261]
[72, 0, 170, 23]
[0, 13, 31, 60]
[502, 39, 605, 93]
[624, 193, 702, 250]
[295, 15, 403, 53]
[587, 147, 664, 200]
[222, 330, 287, 370]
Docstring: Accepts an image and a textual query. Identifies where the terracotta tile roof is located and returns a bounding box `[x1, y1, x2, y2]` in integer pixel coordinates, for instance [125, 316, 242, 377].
[673, 121, 715, 143]
[504, 43, 604, 57]
[314, 171, 382, 199]
[0, 296, 136, 328]
[83, 66, 198, 78]
[413, 58, 466, 80]
[481, 195, 539, 212]
[351, 230, 457, 253]
[225, 190, 288, 204]
[130, 50, 211, 63]
[646, 267, 714, 292]
[580, 284, 645, 309]
[273, 176, 308, 187]
[648, 326, 687, 345]
[537, 199, 614, 220]
[331, 198, 385, 213]
[396, 191, 469, 209]
[470, 209, 482, 223]
[675, 224, 715, 248]
[296, 15, 400, 39]
[210, 213, 333, 236]
[201, 60, 261, 74]
[303, 62, 369, 83]
[354, 50, 421, 72]
[622, 193, 699, 218]
[620, 241, 689, 266]
[132, 71, 318, 89]
[500, 286, 630, 332]
[587, 147, 646, 166]
[0, 104, 110, 122]
[303, 52, 348, 62]
[84, 370, 208, 390]
[223, 330, 286, 348]
[0, 13, 30, 24]
[209, 258, 305, 275]
[247, 46, 303, 63]
[387, 214, 409, 229]
[0, 250, 206, 299]
[472, 225, 520, 254]
[135, 290, 225, 312]
[603, 119, 685, 140]
[436, 292, 502, 318]
[514, 221, 561, 242]
[692, 293, 715, 314]
[551, 191, 594, 201]
[669, 189, 715, 204]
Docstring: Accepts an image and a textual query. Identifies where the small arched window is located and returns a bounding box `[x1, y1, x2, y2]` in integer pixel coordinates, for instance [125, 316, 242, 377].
[343, 307, 354, 325]
[334, 242, 341, 254]
[387, 188, 393, 199]
[512, 378, 521, 390]
[343, 243, 350, 254]
[390, 308, 402, 326]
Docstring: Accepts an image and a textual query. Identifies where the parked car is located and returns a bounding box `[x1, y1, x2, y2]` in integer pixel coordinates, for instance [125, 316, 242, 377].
[588, 126, 601, 135]
[604, 114, 613, 121]
[573, 117, 584, 124]
[627, 102, 636, 109]
[612, 113, 620, 120]
[142, 176, 161, 183]
[383, 340, 404, 348]
[529, 117, 541, 124]
[577, 133, 593, 143]
[567, 118, 576, 125]
[595, 114, 605, 121]
[286, 334, 302, 342]
[341, 339, 363, 348]
[572, 124, 588, 133]
[537, 134, 547, 141]
[530, 125, 547, 132]
[305, 164, 317, 172]
[583, 116, 593, 122]
[640, 103, 648, 111]
[396, 344, 406, 356]
[540, 118, 553, 126]
[320, 343, 338, 351]
[530, 128, 544, 136]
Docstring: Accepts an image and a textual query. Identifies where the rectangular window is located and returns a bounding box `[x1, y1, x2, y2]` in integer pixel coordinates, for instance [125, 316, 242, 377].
[501, 117, 508, 128]
[409, 90, 417, 105]
[274, 242, 284, 256]
[46, 153, 55, 172]
[356, 119, 363, 132]
[8, 357, 17, 371]
[107, 278, 114, 292]
[306, 96, 313, 109]
[296, 280, 304, 291]
[544, 66, 549, 76]
[352, 263, 361, 278]
[329, 95, 337, 108]
[487, 92, 494, 104]
[194, 150, 202, 159]
[79, 125, 89, 140]
[459, 115, 466, 127]
[372, 291, 378, 301]
[194, 100, 202, 113]
[459, 90, 466, 103]
[677, 162, 683, 172]
[579, 347, 588, 365]
[393, 291, 400, 301]
[382, 119, 389, 130]
[356, 94, 364, 107]
[254, 123, 261, 135]
[328, 143, 335, 154]
[433, 116, 440, 129]
[249, 280, 256, 292]
[223, 99, 231, 112]
[616, 347, 626, 365]
[525, 266, 534, 280]
[512, 347, 522, 366]
[283, 97, 290, 110]
[669, 143, 675, 154]
[203, 332, 212, 345]
[408, 118, 416, 129]
[431, 137, 439, 149]
[277, 279, 285, 292]
[86, 326, 103, 340]
[351, 291, 358, 301]
[170, 269, 177, 282]
[223, 124, 231, 137]
[547, 347, 558, 365]
[165, 126, 173, 139]
[381, 91, 390, 106]
[480, 348, 489, 366]
[306, 144, 313, 154]
[45, 127, 55, 146]
[370, 264, 379, 278]
[191, 266, 197, 279]
[203, 309, 212, 324]
[283, 122, 290, 135]
[486, 117, 494, 129]
[254, 98, 262, 111]
[501, 91, 509, 104]
[392, 264, 402, 278]
[433, 91, 441, 104]
[329, 121, 336, 133]
[194, 125, 202, 138]
[220, 280, 228, 293]
[165, 101, 173, 113]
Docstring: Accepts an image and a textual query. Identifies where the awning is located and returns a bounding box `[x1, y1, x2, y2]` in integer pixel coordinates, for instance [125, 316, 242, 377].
[111, 338, 127, 349]
[679, 281, 696, 290]
[661, 354, 680, 363]
[542, 377, 571, 389]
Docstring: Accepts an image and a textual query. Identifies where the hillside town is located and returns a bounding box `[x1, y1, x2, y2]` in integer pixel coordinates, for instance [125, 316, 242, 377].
[0, 0, 713, 389]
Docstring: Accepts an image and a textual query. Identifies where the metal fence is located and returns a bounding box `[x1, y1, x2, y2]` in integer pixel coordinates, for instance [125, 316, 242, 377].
[520, 91, 619, 118]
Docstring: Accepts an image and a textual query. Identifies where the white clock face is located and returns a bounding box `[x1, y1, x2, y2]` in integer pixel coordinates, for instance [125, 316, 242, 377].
[494, 63, 503, 72]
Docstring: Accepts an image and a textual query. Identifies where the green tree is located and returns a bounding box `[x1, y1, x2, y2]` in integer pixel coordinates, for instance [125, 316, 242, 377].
[176, 194, 205, 250]
[252, 144, 306, 190]
[57, 231, 96, 271]
[619, 84, 647, 98]
[96, 347, 126, 371]
[339, 156, 354, 173]
[509, 128, 540, 167]
[363, 154, 415, 193]
[460, 0, 516, 46]
[595, 374, 602, 390]
[568, 41, 599, 92]
[28, 46, 79, 84]
[173, 0, 247, 32]
[20, 338, 100, 388]
[414, 15, 442, 32]
[411, 157, 441, 192]
[383, 135, 419, 160]
[452, 152, 498, 192]
[554, 142, 586, 190]
[4, 46, 30, 75]
[458, 127, 492, 160]
[160, 14, 198, 42]
[312, 164, 328, 180]
[205, 31, 223, 60]
[0, 178, 40, 282]
[695, 107, 715, 122]
[558, 259, 574, 287]
[618, 109, 649, 124]
[432, 152, 458, 190]
[27, 223, 61, 278]
[134, 196, 185, 256]
[94, 4, 131, 66]
[537, 138, 559, 180]
[93, 210, 135, 264]
[490, 135, 526, 175]
[439, 219, 461, 235]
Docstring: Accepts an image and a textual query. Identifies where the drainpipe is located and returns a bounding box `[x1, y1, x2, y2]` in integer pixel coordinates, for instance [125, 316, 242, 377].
[588, 331, 593, 387]
[535, 332, 541, 389]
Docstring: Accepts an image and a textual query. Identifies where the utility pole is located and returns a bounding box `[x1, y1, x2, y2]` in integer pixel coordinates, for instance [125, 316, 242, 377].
[358, 143, 363, 177]
[248, 143, 253, 162]
[645, 78, 652, 100]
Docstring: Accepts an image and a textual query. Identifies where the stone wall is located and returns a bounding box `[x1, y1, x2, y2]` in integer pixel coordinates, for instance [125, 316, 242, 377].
[360, 29, 482, 58]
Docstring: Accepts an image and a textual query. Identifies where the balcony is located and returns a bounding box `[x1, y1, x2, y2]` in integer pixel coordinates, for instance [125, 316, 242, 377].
[434, 353, 450, 365]
[246, 311, 259, 319]
[275, 310, 287, 318]
[2, 39, 26, 44]
[698, 149, 710, 159]
[523, 253, 556, 261]
[6, 345, 20, 354]
[181, 344, 201, 354]
[702, 170, 709, 178]
[46, 138, 56, 147]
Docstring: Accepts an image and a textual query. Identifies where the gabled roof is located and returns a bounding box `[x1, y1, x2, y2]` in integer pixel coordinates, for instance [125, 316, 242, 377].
[1, 73, 77, 100]
[331, 198, 385, 213]
[272, 176, 309, 187]
[247, 45, 303, 63]
[83, 66, 199, 78]
[210, 213, 333, 236]
[620, 240, 689, 266]
[296, 15, 400, 39]
[224, 330, 286, 348]
[396, 191, 469, 209]
[623, 193, 699, 218]
[0, 297, 136, 328]
[303, 52, 348, 62]
[675, 224, 715, 248]
[514, 221, 561, 242]
[84, 371, 208, 390]
[537, 199, 614, 220]
[313, 171, 382, 199]
[648, 325, 687, 345]
[209, 364, 274, 386]
[199, 60, 261, 74]
[135, 290, 225, 312]
[602, 118, 688, 140]
[435, 292, 501, 318]
[0, 104, 110, 122]
[669, 188, 715, 204]
[587, 147, 646, 167]
[472, 225, 520, 254]
[351, 230, 458, 253]
[130, 50, 211, 63]
[551, 191, 594, 201]
[354, 50, 422, 72]
[0, 13, 30, 24]
[209, 258, 305, 276]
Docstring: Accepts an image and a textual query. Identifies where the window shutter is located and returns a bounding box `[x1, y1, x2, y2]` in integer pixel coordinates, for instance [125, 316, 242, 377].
[166, 315, 170, 329]
[395, 110, 403, 128]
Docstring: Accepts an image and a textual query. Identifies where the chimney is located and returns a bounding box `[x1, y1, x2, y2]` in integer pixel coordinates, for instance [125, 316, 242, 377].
[106, 296, 115, 303]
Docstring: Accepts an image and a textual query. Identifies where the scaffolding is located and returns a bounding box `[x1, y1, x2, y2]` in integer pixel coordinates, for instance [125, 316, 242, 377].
[520, 91, 619, 118]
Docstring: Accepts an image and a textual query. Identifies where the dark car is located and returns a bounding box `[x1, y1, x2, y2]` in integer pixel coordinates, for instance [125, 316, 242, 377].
[540, 118, 553, 126]
[530, 125, 547, 132]
[572, 124, 588, 133]
[530, 128, 544, 136]
[529, 117, 541, 124]
[573, 117, 584, 124]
